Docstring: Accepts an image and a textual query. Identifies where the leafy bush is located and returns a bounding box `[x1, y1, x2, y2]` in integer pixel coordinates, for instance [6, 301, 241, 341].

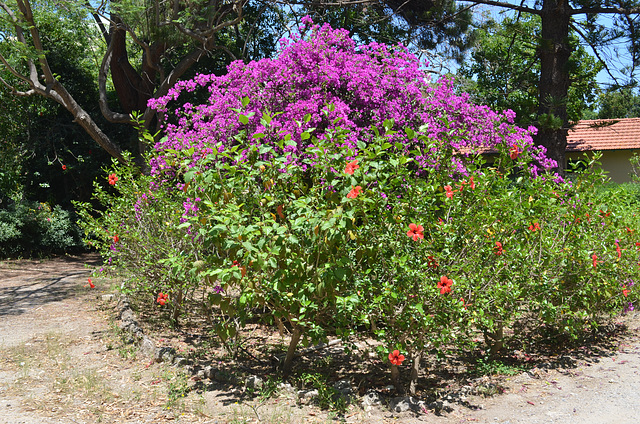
[78, 18, 639, 393]
[0, 201, 84, 258]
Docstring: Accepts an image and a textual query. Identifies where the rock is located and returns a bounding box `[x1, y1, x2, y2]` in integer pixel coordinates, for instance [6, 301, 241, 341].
[139, 336, 156, 358]
[245, 375, 263, 390]
[173, 356, 188, 367]
[361, 390, 382, 408]
[333, 379, 353, 396]
[203, 365, 215, 380]
[277, 382, 295, 395]
[388, 396, 424, 413]
[298, 389, 319, 400]
[120, 309, 138, 326]
[101, 294, 115, 302]
[155, 347, 175, 364]
[427, 400, 443, 411]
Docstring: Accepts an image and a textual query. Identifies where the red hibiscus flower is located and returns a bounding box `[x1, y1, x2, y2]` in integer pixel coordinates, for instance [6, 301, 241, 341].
[528, 222, 540, 232]
[615, 240, 622, 259]
[623, 287, 630, 297]
[509, 145, 521, 160]
[108, 173, 118, 185]
[86, 278, 95, 289]
[494, 241, 504, 255]
[444, 185, 455, 198]
[344, 160, 359, 175]
[347, 185, 362, 199]
[62, 164, 67, 171]
[592, 253, 599, 269]
[438, 275, 453, 294]
[406, 223, 424, 241]
[388, 350, 405, 366]
[459, 176, 476, 192]
[427, 255, 438, 268]
[157, 292, 169, 306]
[113, 234, 119, 243]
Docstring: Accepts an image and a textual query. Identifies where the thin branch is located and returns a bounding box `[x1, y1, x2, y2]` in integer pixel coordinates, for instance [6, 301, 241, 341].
[570, 21, 622, 87]
[0, 74, 34, 96]
[462, 0, 540, 15]
[16, 0, 55, 85]
[85, 0, 110, 45]
[568, 6, 640, 16]
[0, 51, 33, 86]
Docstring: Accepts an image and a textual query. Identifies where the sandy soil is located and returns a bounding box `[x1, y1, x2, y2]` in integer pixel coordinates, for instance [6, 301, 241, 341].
[1, 254, 639, 424]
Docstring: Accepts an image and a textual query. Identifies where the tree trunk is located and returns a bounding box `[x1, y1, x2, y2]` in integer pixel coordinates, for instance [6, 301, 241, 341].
[282, 325, 304, 376]
[409, 352, 421, 395]
[109, 15, 156, 115]
[535, 0, 572, 174]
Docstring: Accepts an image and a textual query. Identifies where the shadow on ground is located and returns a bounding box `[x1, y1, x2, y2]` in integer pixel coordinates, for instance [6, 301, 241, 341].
[0, 254, 102, 317]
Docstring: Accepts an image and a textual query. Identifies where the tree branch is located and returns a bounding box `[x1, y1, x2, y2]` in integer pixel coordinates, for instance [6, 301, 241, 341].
[570, 22, 622, 87]
[85, 0, 110, 45]
[462, 0, 539, 15]
[98, 40, 133, 124]
[16, 0, 55, 86]
[568, 6, 640, 16]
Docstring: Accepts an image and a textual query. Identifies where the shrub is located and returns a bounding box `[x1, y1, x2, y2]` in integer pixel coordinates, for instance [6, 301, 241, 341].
[0, 201, 83, 258]
[78, 19, 638, 392]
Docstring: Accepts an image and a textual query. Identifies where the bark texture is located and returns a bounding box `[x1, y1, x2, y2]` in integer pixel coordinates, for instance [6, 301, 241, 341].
[535, 0, 572, 173]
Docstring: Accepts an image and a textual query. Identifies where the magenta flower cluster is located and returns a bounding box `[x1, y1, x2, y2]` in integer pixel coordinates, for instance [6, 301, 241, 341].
[148, 18, 555, 176]
[180, 197, 201, 223]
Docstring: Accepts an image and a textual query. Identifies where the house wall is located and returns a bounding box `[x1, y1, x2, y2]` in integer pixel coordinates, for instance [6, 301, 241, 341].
[566, 150, 640, 183]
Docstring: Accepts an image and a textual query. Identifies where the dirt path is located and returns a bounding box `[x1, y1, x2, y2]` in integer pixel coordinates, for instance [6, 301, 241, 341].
[1, 255, 639, 423]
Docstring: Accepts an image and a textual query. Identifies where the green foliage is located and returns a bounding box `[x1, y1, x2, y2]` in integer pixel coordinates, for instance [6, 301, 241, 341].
[473, 357, 528, 376]
[0, 1, 122, 206]
[0, 201, 84, 258]
[79, 108, 640, 392]
[592, 87, 640, 119]
[299, 373, 349, 413]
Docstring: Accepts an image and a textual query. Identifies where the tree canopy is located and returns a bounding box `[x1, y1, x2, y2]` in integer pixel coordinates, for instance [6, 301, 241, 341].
[451, 0, 640, 171]
[2, 0, 640, 175]
[458, 13, 602, 127]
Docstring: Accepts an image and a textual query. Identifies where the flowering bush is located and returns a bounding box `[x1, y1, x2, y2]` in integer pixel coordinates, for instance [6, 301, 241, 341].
[148, 19, 555, 179]
[78, 18, 639, 392]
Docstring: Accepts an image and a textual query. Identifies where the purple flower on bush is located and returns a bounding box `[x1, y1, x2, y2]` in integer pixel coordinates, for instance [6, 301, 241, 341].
[148, 18, 554, 179]
[181, 197, 201, 223]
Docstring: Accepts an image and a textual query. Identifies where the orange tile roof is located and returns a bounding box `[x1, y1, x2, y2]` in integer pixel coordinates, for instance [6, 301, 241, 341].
[567, 118, 640, 152]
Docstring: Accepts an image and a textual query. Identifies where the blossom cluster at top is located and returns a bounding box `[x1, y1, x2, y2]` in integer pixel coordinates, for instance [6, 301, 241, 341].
[148, 17, 555, 176]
